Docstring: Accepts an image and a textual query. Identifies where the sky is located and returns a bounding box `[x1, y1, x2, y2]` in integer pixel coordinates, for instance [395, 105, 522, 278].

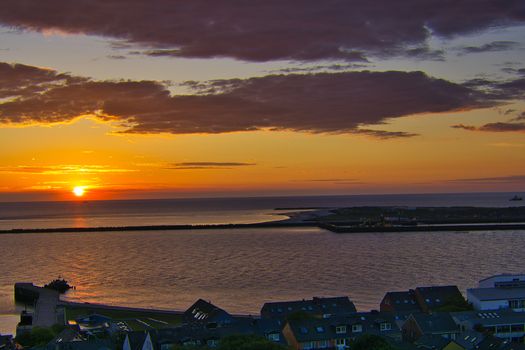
[0, 0, 525, 202]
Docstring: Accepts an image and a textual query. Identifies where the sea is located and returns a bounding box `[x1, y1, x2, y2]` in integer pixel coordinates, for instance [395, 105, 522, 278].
[0, 192, 524, 335]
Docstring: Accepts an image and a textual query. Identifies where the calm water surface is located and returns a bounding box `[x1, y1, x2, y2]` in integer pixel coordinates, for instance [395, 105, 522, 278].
[1, 227, 524, 328]
[2, 192, 523, 230]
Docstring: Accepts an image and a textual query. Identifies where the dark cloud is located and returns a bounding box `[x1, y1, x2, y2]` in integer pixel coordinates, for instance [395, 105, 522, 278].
[512, 111, 525, 121]
[447, 175, 525, 184]
[169, 162, 255, 170]
[0, 62, 79, 99]
[0, 0, 523, 62]
[353, 129, 418, 139]
[172, 162, 255, 167]
[501, 67, 525, 76]
[269, 64, 369, 74]
[107, 55, 127, 60]
[458, 41, 519, 55]
[452, 122, 525, 132]
[0, 62, 502, 137]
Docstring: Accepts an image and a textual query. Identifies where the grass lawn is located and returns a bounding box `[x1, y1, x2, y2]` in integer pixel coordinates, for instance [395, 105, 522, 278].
[63, 305, 183, 330]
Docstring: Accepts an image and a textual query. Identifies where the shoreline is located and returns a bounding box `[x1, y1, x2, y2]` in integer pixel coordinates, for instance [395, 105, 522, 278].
[2, 205, 525, 235]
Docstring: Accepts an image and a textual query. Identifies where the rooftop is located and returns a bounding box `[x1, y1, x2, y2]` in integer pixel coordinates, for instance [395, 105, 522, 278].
[468, 287, 525, 301]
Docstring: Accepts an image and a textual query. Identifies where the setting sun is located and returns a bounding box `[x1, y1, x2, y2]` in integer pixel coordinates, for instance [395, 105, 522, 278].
[72, 186, 86, 197]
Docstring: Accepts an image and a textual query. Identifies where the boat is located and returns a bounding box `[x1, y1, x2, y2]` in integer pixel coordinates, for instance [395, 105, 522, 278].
[510, 195, 523, 201]
[44, 277, 73, 293]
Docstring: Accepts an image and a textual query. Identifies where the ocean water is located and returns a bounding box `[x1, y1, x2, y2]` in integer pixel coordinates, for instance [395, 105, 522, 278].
[0, 192, 524, 335]
[1, 192, 523, 230]
[1, 227, 525, 333]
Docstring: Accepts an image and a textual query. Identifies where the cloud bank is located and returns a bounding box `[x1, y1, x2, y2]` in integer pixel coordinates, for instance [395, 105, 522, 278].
[0, 62, 507, 137]
[0, 0, 524, 61]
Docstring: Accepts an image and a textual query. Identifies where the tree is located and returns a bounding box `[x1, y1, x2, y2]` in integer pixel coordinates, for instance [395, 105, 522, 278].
[434, 294, 473, 312]
[16, 327, 55, 347]
[350, 335, 398, 350]
[218, 335, 289, 350]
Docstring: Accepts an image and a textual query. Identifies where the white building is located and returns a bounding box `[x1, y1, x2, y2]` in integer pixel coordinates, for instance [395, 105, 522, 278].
[467, 274, 525, 312]
[479, 274, 525, 289]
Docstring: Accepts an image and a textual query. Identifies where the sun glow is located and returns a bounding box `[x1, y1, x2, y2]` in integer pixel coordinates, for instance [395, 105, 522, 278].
[72, 186, 86, 197]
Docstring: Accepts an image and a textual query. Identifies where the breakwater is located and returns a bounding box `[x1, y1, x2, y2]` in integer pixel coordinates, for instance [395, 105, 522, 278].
[2, 221, 525, 235]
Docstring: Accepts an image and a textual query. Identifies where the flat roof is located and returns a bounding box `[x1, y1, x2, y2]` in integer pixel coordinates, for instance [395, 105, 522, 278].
[467, 287, 525, 301]
[479, 274, 525, 283]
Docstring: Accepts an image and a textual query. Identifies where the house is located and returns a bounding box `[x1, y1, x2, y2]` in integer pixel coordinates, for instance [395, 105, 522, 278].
[74, 314, 113, 335]
[0, 334, 15, 350]
[452, 330, 486, 350]
[451, 310, 525, 343]
[381, 286, 467, 315]
[414, 286, 465, 313]
[46, 328, 85, 349]
[468, 274, 525, 312]
[474, 334, 525, 350]
[282, 312, 401, 350]
[125, 317, 286, 350]
[402, 313, 460, 342]
[183, 299, 234, 326]
[124, 332, 155, 350]
[261, 296, 357, 321]
[380, 290, 421, 314]
[42, 333, 113, 350]
[413, 334, 462, 350]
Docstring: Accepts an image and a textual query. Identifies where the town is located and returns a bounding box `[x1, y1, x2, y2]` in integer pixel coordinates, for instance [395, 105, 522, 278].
[1, 274, 525, 350]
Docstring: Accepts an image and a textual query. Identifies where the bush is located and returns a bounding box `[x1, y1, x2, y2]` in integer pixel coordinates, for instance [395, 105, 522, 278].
[16, 326, 55, 347]
[350, 335, 398, 350]
[218, 335, 289, 350]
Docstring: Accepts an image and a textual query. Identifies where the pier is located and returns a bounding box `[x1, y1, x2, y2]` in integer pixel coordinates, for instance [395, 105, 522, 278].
[14, 283, 60, 327]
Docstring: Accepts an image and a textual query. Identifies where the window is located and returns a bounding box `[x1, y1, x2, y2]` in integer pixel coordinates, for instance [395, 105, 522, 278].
[319, 340, 329, 348]
[206, 339, 219, 348]
[380, 322, 392, 331]
[267, 333, 280, 342]
[509, 300, 525, 309]
[335, 325, 347, 334]
[316, 326, 325, 333]
[335, 339, 346, 346]
[352, 324, 362, 333]
[496, 325, 511, 334]
[302, 341, 314, 350]
[300, 327, 308, 334]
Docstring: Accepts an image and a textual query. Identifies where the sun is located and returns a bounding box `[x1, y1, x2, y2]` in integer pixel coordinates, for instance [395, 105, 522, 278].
[72, 186, 86, 197]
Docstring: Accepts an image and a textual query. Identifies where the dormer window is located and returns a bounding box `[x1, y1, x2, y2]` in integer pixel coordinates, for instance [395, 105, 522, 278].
[267, 333, 280, 342]
[335, 325, 347, 334]
[352, 324, 362, 333]
[380, 322, 391, 331]
[316, 326, 325, 333]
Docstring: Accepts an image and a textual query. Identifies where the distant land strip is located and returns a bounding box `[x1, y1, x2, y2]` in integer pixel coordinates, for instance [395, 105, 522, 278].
[2, 222, 525, 235]
[0, 221, 316, 234]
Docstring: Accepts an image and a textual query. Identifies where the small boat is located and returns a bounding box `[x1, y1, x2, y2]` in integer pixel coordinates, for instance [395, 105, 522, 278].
[510, 195, 523, 201]
[44, 277, 73, 293]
